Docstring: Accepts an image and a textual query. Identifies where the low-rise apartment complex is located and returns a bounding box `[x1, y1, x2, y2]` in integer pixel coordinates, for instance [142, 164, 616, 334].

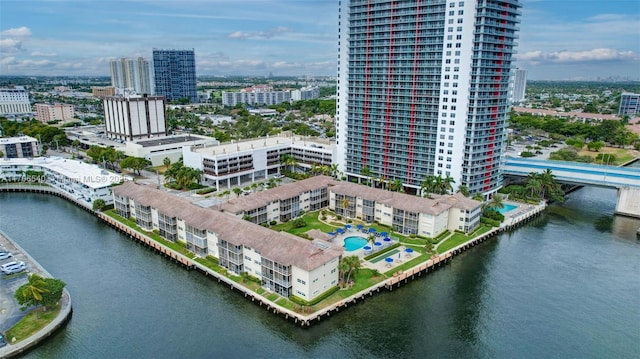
[112, 181, 342, 300]
[35, 103, 75, 123]
[218, 176, 481, 236]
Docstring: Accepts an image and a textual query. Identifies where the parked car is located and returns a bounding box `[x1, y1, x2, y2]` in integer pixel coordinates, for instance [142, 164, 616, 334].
[0, 251, 12, 260]
[1, 261, 26, 275]
[272, 174, 285, 179]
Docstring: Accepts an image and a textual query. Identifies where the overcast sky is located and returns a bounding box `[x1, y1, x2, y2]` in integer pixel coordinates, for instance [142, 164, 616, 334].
[1, 0, 638, 80]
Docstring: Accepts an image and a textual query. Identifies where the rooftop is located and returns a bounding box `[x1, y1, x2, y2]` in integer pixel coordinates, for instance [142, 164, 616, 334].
[135, 135, 211, 148]
[1, 157, 125, 189]
[192, 134, 335, 157]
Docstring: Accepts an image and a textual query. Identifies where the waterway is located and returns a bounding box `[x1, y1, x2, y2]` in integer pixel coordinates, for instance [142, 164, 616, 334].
[0, 185, 639, 358]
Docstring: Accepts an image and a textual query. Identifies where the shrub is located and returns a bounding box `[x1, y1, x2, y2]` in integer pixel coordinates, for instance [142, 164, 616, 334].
[520, 151, 535, 158]
[483, 209, 504, 222]
[480, 217, 500, 227]
[291, 218, 307, 228]
[269, 220, 277, 226]
[196, 187, 217, 195]
[321, 216, 327, 221]
[289, 286, 340, 306]
[364, 243, 402, 261]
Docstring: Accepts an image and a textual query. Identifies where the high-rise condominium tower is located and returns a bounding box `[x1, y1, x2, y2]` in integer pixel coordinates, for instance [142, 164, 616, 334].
[337, 0, 521, 196]
[109, 57, 155, 95]
[511, 68, 527, 103]
[152, 49, 197, 103]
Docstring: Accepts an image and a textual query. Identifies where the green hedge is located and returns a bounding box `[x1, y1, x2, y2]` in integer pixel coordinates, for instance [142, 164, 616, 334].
[481, 217, 500, 227]
[434, 230, 450, 241]
[289, 285, 340, 306]
[196, 187, 217, 195]
[364, 243, 401, 261]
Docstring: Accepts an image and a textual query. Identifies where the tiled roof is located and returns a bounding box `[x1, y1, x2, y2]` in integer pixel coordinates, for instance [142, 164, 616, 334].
[329, 182, 481, 214]
[112, 181, 342, 271]
[217, 175, 337, 213]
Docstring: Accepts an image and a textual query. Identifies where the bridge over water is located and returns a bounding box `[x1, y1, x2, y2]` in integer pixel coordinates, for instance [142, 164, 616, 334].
[503, 157, 640, 218]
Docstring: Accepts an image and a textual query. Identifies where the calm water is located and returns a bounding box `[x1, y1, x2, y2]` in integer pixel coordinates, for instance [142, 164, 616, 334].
[0, 186, 639, 359]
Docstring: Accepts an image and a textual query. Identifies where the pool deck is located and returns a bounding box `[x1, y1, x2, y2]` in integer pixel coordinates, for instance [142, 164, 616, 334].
[502, 200, 540, 227]
[330, 230, 398, 259]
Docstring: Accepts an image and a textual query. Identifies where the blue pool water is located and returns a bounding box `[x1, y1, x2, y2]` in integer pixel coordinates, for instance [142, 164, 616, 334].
[498, 204, 517, 214]
[343, 236, 368, 251]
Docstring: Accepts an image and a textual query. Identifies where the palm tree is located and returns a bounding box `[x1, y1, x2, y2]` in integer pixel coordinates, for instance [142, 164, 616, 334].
[443, 175, 455, 194]
[360, 166, 372, 186]
[367, 234, 376, 248]
[280, 154, 298, 173]
[526, 177, 543, 198]
[390, 179, 403, 192]
[330, 164, 340, 179]
[344, 256, 361, 286]
[251, 182, 258, 193]
[485, 194, 505, 211]
[232, 187, 242, 197]
[163, 157, 171, 169]
[338, 259, 351, 288]
[472, 192, 484, 202]
[16, 274, 49, 318]
[456, 185, 470, 197]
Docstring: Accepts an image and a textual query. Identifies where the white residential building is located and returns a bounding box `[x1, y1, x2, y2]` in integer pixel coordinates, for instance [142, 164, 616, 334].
[0, 157, 125, 204]
[112, 181, 342, 300]
[222, 86, 291, 107]
[0, 136, 40, 158]
[103, 95, 167, 141]
[0, 86, 31, 118]
[183, 135, 335, 189]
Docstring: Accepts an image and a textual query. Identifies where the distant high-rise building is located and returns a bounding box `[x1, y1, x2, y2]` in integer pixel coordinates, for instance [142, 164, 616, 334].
[511, 68, 527, 103]
[109, 57, 155, 95]
[103, 95, 167, 141]
[619, 92, 640, 117]
[337, 0, 522, 196]
[221, 85, 292, 107]
[152, 49, 197, 103]
[0, 86, 31, 118]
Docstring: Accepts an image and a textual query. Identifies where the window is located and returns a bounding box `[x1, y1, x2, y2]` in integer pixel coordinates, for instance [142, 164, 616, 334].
[458, 10, 464, 15]
[456, 35, 462, 40]
[458, 18, 463, 23]
[449, 11, 455, 15]
[448, 19, 454, 24]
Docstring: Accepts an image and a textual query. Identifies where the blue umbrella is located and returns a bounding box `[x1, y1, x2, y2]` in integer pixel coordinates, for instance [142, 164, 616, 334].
[405, 248, 414, 253]
[385, 257, 393, 263]
[368, 228, 377, 233]
[363, 246, 372, 251]
[336, 228, 344, 233]
[374, 242, 382, 247]
[345, 224, 352, 229]
[380, 231, 388, 237]
[383, 237, 391, 242]
[328, 231, 335, 236]
[357, 224, 364, 230]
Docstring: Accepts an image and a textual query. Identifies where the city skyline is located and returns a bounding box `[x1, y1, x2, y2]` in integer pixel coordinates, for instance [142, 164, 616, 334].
[0, 0, 638, 80]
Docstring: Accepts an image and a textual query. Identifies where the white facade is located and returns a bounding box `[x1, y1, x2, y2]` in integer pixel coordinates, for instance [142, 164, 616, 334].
[0, 86, 31, 117]
[222, 88, 291, 107]
[0, 136, 39, 158]
[124, 135, 217, 166]
[183, 135, 336, 189]
[110, 57, 155, 95]
[103, 95, 166, 141]
[0, 157, 125, 204]
[512, 69, 527, 103]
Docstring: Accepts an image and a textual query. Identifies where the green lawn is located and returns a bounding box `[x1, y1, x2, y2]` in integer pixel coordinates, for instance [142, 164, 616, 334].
[103, 210, 195, 259]
[384, 253, 431, 276]
[271, 211, 340, 235]
[5, 305, 61, 343]
[437, 225, 492, 253]
[318, 269, 386, 305]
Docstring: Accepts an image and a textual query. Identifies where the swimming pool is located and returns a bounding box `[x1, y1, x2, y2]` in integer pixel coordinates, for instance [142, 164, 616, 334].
[343, 236, 368, 251]
[498, 204, 517, 214]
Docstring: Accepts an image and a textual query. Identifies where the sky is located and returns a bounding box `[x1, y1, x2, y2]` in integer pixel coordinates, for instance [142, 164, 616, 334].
[0, 0, 639, 80]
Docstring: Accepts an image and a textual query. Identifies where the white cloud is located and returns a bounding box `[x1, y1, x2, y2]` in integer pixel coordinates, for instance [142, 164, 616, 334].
[519, 48, 640, 64]
[0, 38, 25, 53]
[228, 26, 292, 40]
[1, 26, 32, 38]
[30, 51, 57, 57]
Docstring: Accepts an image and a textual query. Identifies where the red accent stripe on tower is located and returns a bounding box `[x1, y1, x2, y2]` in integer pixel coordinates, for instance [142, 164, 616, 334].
[382, 1, 395, 178]
[405, 0, 421, 182]
[360, 0, 373, 168]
